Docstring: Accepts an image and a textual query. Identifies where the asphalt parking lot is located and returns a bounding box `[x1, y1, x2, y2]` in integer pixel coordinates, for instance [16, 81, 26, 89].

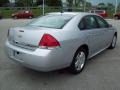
[0, 19, 120, 90]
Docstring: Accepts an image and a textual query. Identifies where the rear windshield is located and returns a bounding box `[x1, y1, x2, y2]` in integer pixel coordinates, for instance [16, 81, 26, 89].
[29, 15, 74, 29]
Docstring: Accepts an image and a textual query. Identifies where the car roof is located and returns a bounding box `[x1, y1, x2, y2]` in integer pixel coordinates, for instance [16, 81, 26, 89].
[47, 12, 79, 16]
[47, 12, 95, 17]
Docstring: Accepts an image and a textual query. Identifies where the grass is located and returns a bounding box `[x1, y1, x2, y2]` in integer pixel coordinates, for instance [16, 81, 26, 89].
[1, 9, 14, 18]
[107, 10, 114, 19]
[0, 7, 61, 18]
[0, 7, 115, 19]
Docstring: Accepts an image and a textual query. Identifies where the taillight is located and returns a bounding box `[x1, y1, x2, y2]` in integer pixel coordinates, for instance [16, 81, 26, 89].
[39, 34, 60, 49]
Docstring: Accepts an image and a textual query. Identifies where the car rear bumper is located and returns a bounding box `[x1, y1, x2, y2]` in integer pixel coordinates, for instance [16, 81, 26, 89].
[5, 41, 70, 71]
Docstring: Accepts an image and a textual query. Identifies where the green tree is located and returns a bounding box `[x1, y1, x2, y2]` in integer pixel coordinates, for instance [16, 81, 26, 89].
[98, 3, 105, 6]
[36, 0, 61, 6]
[118, 2, 120, 10]
[16, 0, 33, 7]
[107, 3, 114, 10]
[0, 0, 9, 6]
[86, 2, 92, 8]
[97, 3, 107, 10]
[45, 0, 62, 6]
[74, 0, 81, 6]
[74, 0, 84, 7]
[67, 0, 73, 7]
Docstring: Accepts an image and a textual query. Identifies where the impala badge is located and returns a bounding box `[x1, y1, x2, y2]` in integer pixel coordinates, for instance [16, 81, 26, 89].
[19, 30, 24, 32]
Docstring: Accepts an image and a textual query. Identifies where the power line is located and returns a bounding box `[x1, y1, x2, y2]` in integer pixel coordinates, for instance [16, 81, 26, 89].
[43, 0, 45, 15]
[115, 0, 118, 14]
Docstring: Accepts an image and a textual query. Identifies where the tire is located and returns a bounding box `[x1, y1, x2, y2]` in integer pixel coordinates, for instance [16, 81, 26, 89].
[0, 16, 2, 19]
[109, 35, 117, 49]
[29, 16, 33, 19]
[114, 16, 119, 20]
[69, 48, 87, 74]
[13, 16, 17, 19]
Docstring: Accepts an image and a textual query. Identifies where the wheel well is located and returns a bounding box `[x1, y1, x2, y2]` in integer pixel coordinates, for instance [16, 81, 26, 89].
[77, 44, 89, 57]
[114, 32, 117, 37]
[114, 15, 120, 19]
[114, 15, 120, 17]
[114, 15, 119, 17]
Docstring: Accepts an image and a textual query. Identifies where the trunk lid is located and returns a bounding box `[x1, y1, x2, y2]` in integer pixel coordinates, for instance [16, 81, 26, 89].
[9, 26, 56, 50]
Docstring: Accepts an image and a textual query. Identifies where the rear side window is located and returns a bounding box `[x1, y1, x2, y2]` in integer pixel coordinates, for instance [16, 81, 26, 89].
[95, 16, 108, 28]
[78, 15, 98, 30]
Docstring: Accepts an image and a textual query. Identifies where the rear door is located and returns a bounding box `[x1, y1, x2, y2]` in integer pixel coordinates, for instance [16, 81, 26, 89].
[18, 11, 24, 18]
[24, 11, 29, 18]
[78, 15, 105, 56]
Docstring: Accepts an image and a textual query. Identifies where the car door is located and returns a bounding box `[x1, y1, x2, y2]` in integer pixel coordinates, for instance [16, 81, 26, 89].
[24, 11, 29, 18]
[22, 11, 26, 18]
[18, 11, 23, 18]
[20, 11, 25, 18]
[94, 15, 114, 49]
[78, 15, 104, 57]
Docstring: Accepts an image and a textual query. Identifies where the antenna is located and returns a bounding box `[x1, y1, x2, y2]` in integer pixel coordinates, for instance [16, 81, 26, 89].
[60, 1, 64, 16]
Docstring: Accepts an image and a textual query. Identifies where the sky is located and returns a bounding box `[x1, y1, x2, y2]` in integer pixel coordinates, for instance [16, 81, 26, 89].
[9, 0, 15, 3]
[62, 0, 120, 5]
[87, 0, 119, 5]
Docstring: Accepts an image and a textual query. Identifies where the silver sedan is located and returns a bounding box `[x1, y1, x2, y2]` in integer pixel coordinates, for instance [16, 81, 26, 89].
[5, 12, 117, 74]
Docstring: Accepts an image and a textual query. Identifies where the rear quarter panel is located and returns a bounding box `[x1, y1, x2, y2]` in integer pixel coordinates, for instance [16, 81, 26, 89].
[47, 14, 90, 65]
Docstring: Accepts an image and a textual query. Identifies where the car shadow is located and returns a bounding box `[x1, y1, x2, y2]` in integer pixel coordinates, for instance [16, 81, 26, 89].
[15, 66, 76, 85]
[14, 47, 118, 82]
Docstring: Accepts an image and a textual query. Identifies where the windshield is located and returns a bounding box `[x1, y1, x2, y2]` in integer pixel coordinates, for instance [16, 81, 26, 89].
[28, 15, 74, 29]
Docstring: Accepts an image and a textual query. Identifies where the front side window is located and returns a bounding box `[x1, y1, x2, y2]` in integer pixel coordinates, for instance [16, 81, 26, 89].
[28, 15, 73, 29]
[95, 16, 108, 28]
